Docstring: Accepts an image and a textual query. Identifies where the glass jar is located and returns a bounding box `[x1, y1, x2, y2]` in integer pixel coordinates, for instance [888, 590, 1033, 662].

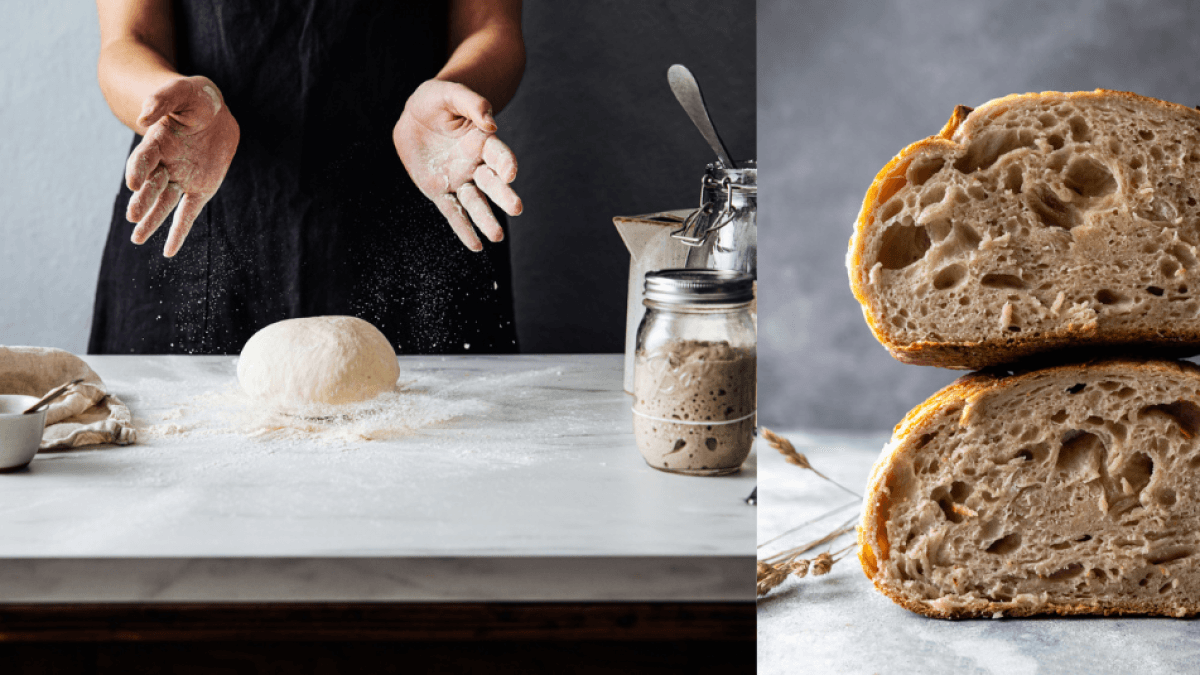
[673, 161, 757, 279]
[632, 269, 756, 476]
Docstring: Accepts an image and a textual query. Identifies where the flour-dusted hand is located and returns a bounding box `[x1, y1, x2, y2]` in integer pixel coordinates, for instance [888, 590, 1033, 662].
[393, 80, 523, 252]
[125, 75, 239, 257]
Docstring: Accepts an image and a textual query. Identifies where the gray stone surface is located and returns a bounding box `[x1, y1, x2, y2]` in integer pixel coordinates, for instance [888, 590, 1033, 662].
[0, 2, 754, 356]
[758, 0, 1200, 430]
[758, 430, 1200, 675]
[0, 354, 754, 602]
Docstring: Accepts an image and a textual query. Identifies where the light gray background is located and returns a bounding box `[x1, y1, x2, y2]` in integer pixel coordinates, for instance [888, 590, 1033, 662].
[0, 1, 754, 356]
[759, 0, 1200, 430]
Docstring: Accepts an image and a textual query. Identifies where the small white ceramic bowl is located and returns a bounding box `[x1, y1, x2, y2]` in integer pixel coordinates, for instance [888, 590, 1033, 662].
[0, 395, 46, 471]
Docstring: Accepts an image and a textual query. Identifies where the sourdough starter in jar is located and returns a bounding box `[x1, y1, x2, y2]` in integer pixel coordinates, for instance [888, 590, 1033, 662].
[631, 269, 756, 476]
[633, 340, 756, 475]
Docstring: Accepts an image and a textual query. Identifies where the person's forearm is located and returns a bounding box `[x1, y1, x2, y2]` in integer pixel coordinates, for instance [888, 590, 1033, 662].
[436, 16, 525, 113]
[97, 0, 182, 134]
[99, 40, 182, 133]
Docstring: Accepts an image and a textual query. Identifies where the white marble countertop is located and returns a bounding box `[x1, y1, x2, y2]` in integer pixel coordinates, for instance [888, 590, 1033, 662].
[0, 354, 754, 603]
[757, 430, 1200, 675]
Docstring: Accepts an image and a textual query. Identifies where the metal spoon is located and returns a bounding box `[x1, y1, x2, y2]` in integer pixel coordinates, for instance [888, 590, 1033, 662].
[22, 379, 83, 414]
[667, 64, 736, 169]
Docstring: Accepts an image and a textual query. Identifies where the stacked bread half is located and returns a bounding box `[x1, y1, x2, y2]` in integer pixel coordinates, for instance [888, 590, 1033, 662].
[848, 91, 1200, 618]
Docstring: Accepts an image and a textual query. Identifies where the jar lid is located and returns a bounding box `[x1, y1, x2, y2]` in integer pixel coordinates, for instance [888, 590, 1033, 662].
[644, 269, 754, 305]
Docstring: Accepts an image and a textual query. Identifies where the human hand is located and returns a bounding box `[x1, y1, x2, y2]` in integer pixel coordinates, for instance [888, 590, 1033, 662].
[125, 75, 239, 257]
[393, 80, 523, 251]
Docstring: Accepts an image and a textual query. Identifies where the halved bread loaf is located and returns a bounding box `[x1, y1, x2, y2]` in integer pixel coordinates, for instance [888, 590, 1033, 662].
[859, 359, 1200, 618]
[848, 90, 1200, 369]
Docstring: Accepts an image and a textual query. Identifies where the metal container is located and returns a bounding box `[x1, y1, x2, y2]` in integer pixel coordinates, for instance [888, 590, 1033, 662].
[674, 161, 757, 278]
[631, 270, 756, 476]
[0, 395, 46, 471]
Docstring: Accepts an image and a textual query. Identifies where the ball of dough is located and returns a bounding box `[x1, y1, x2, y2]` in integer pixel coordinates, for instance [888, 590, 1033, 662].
[237, 316, 400, 409]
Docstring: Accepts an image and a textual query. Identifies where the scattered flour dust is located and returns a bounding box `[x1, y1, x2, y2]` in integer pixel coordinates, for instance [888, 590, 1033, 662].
[137, 371, 494, 445]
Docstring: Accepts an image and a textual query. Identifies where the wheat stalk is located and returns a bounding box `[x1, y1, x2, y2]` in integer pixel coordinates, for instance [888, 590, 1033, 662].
[760, 428, 861, 499]
[757, 543, 857, 596]
[756, 428, 864, 597]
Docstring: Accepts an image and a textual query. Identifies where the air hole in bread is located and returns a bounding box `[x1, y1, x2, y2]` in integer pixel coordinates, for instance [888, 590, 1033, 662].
[1014, 442, 1048, 463]
[1151, 146, 1165, 161]
[908, 157, 946, 187]
[1066, 383, 1086, 394]
[1027, 184, 1080, 229]
[1147, 546, 1193, 565]
[1092, 568, 1108, 582]
[926, 218, 952, 242]
[1116, 452, 1154, 496]
[954, 129, 1036, 174]
[936, 499, 963, 522]
[985, 533, 1022, 554]
[1096, 289, 1128, 305]
[950, 480, 972, 502]
[1131, 157, 1144, 170]
[932, 264, 967, 290]
[1140, 129, 1156, 141]
[1147, 286, 1166, 296]
[920, 185, 947, 208]
[1169, 244, 1198, 269]
[1155, 487, 1178, 507]
[1063, 157, 1117, 198]
[1140, 400, 1200, 437]
[879, 198, 903, 223]
[980, 273, 1026, 290]
[1106, 421, 1129, 442]
[1047, 134, 1065, 150]
[1004, 164, 1024, 193]
[1037, 113, 1056, 128]
[1068, 116, 1091, 143]
[1056, 430, 1105, 475]
[1045, 563, 1085, 581]
[877, 223, 931, 270]
[1051, 410, 1069, 423]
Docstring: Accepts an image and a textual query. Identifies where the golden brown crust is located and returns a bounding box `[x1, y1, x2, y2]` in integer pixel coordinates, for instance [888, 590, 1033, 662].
[847, 90, 1200, 370]
[858, 358, 1200, 618]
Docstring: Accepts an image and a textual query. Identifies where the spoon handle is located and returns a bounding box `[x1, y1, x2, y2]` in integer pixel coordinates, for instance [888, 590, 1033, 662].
[23, 379, 84, 415]
[667, 64, 736, 169]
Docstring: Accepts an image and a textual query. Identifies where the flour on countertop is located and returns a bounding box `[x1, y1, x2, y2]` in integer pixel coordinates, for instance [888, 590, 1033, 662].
[132, 366, 575, 446]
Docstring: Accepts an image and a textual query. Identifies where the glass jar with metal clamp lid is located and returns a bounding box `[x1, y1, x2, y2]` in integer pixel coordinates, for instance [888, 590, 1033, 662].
[632, 269, 756, 476]
[672, 161, 757, 279]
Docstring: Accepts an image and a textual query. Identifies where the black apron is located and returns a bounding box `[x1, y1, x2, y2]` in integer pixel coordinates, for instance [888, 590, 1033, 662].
[88, 0, 518, 355]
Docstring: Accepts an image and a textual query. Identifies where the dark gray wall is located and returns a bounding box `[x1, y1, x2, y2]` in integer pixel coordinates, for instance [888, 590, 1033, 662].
[759, 0, 1200, 430]
[0, 2, 753, 357]
[504, 1, 756, 353]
